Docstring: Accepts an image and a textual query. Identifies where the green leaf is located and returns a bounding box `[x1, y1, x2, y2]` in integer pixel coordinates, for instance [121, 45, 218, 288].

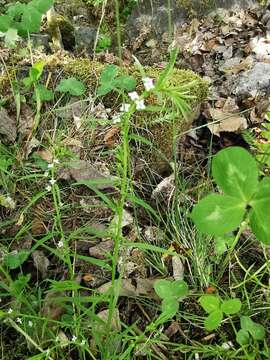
[114, 75, 136, 91]
[221, 298, 242, 315]
[236, 329, 250, 345]
[199, 295, 221, 313]
[250, 178, 270, 244]
[56, 77, 86, 96]
[32, 60, 46, 80]
[34, 85, 54, 102]
[31, 0, 54, 13]
[7, 3, 25, 19]
[154, 279, 188, 299]
[100, 64, 118, 83]
[4, 28, 19, 47]
[4, 250, 30, 270]
[204, 309, 223, 331]
[191, 194, 246, 236]
[212, 147, 259, 202]
[0, 15, 12, 32]
[241, 316, 265, 341]
[215, 236, 227, 255]
[161, 297, 179, 316]
[97, 84, 114, 96]
[21, 4, 42, 34]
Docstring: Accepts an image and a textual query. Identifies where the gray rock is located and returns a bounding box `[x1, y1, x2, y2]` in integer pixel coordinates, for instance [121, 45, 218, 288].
[0, 107, 17, 143]
[233, 62, 270, 97]
[126, 0, 187, 42]
[126, 0, 257, 44]
[74, 26, 97, 54]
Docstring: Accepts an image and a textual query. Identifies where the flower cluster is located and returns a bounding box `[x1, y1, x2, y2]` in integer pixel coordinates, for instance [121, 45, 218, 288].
[45, 159, 59, 192]
[112, 77, 155, 122]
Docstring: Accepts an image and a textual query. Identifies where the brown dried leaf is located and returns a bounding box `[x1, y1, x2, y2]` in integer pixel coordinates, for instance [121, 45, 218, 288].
[207, 108, 247, 136]
[104, 127, 120, 147]
[32, 250, 50, 279]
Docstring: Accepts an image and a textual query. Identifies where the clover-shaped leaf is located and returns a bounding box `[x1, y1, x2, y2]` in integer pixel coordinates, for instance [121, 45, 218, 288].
[221, 298, 242, 315]
[191, 194, 245, 236]
[236, 329, 250, 345]
[212, 147, 259, 202]
[250, 178, 270, 244]
[199, 295, 220, 313]
[56, 77, 86, 96]
[154, 279, 188, 299]
[241, 316, 265, 341]
[4, 250, 30, 270]
[204, 309, 223, 331]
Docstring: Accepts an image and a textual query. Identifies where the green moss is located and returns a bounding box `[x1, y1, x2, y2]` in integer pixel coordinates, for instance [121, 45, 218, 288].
[63, 57, 208, 172]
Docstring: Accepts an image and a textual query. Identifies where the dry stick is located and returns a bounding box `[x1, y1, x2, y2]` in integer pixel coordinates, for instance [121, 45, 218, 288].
[93, 0, 108, 58]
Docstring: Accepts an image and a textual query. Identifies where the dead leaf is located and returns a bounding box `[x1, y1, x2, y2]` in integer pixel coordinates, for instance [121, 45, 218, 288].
[89, 240, 114, 260]
[110, 209, 133, 229]
[207, 108, 247, 136]
[0, 107, 17, 142]
[32, 250, 50, 279]
[31, 218, 46, 235]
[63, 160, 115, 190]
[35, 149, 53, 163]
[104, 127, 120, 147]
[97, 278, 161, 300]
[172, 255, 184, 281]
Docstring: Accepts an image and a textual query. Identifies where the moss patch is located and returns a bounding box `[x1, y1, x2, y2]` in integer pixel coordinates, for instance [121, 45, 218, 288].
[62, 57, 208, 171]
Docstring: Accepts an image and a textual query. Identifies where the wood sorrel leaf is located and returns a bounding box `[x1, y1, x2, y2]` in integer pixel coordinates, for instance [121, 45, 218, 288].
[236, 329, 250, 345]
[241, 316, 265, 341]
[154, 279, 188, 299]
[161, 297, 179, 316]
[4, 250, 30, 270]
[212, 147, 258, 202]
[191, 194, 245, 236]
[204, 309, 223, 331]
[250, 178, 270, 244]
[221, 298, 242, 315]
[199, 295, 220, 313]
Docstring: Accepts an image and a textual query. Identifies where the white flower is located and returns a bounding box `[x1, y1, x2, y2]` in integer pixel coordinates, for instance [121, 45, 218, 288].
[71, 335, 77, 342]
[120, 103, 130, 113]
[80, 339, 86, 346]
[44, 171, 49, 177]
[49, 179, 56, 186]
[142, 77, 154, 91]
[7, 308, 13, 314]
[59, 202, 64, 207]
[16, 317, 22, 324]
[28, 320, 33, 327]
[128, 91, 139, 101]
[57, 240, 64, 248]
[135, 99, 146, 110]
[47, 163, 54, 169]
[5, 196, 16, 209]
[46, 185, 52, 192]
[112, 114, 122, 124]
[53, 159, 59, 164]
